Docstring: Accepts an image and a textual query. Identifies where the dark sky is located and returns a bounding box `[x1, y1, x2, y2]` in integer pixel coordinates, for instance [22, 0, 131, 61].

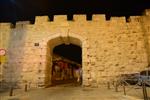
[0, 0, 150, 22]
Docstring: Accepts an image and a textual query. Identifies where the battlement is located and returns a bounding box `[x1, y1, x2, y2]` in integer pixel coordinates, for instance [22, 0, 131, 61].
[110, 17, 126, 23]
[0, 15, 143, 29]
[1, 9, 150, 88]
[0, 23, 11, 29]
[0, 9, 150, 29]
[145, 9, 150, 16]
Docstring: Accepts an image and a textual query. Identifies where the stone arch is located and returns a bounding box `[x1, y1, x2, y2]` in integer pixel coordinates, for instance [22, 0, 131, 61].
[42, 33, 87, 86]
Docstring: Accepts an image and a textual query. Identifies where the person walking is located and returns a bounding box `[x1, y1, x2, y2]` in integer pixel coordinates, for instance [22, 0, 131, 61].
[76, 67, 82, 83]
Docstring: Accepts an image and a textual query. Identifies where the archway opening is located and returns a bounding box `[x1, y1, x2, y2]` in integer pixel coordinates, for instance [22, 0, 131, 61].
[45, 35, 84, 87]
[51, 43, 82, 86]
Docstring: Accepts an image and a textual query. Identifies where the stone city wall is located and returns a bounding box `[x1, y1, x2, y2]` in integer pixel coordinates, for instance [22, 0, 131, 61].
[0, 9, 150, 88]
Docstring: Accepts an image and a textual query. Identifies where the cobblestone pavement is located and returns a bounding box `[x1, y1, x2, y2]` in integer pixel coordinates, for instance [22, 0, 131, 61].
[0, 83, 145, 100]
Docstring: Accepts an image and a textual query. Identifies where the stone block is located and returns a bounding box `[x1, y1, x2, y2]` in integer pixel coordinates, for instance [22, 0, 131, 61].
[73, 15, 86, 21]
[35, 16, 49, 24]
[110, 17, 126, 23]
[54, 15, 67, 22]
[92, 14, 106, 22]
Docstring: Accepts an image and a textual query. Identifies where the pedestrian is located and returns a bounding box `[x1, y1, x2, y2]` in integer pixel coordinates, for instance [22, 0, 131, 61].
[75, 67, 82, 83]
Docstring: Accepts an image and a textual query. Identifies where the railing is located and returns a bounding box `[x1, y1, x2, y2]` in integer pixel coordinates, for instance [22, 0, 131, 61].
[106, 77, 150, 100]
[0, 81, 27, 96]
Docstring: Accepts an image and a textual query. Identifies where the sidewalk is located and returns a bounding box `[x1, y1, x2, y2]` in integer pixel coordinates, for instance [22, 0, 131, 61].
[0, 84, 145, 100]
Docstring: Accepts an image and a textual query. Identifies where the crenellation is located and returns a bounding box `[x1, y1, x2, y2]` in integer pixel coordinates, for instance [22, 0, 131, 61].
[35, 16, 49, 24]
[110, 16, 126, 23]
[54, 15, 67, 22]
[73, 15, 87, 21]
[145, 9, 150, 16]
[130, 16, 142, 23]
[92, 14, 106, 22]
[0, 23, 11, 29]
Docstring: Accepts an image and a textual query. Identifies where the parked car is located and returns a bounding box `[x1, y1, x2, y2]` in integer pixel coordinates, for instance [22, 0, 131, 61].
[138, 70, 150, 86]
[121, 73, 140, 85]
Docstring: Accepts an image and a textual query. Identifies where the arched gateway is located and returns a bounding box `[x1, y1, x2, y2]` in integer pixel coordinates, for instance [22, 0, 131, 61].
[1, 14, 149, 89]
[40, 33, 87, 87]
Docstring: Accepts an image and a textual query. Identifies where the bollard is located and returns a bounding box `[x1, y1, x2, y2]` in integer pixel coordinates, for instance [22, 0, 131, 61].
[9, 87, 13, 96]
[123, 82, 126, 95]
[115, 82, 118, 92]
[25, 84, 28, 92]
[107, 82, 110, 89]
[142, 82, 148, 100]
[112, 81, 115, 86]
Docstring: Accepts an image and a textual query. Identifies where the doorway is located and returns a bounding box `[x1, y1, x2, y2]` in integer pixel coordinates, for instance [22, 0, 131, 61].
[44, 34, 85, 87]
[51, 44, 82, 86]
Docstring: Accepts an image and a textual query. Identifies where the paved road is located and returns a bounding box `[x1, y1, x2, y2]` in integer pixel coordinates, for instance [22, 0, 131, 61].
[0, 83, 143, 100]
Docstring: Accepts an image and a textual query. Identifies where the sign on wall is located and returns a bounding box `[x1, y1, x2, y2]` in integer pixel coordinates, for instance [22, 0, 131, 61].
[0, 49, 6, 56]
[0, 49, 7, 63]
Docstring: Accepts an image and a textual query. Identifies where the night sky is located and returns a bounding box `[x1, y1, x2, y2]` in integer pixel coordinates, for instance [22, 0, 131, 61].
[0, 0, 150, 22]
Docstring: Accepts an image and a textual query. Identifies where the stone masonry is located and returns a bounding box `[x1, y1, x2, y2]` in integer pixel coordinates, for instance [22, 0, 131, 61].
[0, 9, 150, 88]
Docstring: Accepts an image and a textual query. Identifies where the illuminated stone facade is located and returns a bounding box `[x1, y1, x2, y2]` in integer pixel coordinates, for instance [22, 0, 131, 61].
[0, 9, 150, 88]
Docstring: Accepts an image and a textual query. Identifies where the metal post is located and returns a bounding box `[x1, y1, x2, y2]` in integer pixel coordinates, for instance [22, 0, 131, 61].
[25, 84, 27, 92]
[115, 82, 118, 92]
[112, 81, 115, 86]
[107, 82, 110, 89]
[144, 83, 148, 100]
[142, 81, 148, 100]
[123, 82, 126, 95]
[9, 87, 13, 96]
